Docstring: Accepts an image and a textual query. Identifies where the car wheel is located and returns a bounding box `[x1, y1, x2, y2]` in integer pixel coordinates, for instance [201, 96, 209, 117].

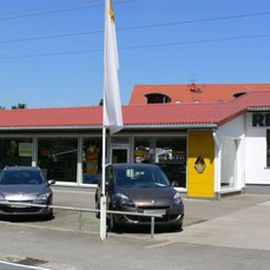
[46, 208, 54, 220]
[107, 214, 119, 232]
[107, 203, 119, 232]
[95, 201, 100, 219]
[172, 223, 183, 232]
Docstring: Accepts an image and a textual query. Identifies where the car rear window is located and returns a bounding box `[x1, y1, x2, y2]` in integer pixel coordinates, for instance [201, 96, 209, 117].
[0, 170, 44, 185]
[115, 166, 170, 188]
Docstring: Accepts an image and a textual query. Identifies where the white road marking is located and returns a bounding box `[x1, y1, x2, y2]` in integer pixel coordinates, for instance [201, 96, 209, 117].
[146, 240, 176, 249]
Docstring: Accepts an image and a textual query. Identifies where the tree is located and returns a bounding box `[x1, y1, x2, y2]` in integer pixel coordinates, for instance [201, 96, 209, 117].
[0, 106, 6, 110]
[98, 99, 103, 106]
[11, 103, 27, 109]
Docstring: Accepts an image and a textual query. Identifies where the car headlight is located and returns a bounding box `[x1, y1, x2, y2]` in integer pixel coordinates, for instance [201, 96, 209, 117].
[173, 192, 182, 205]
[36, 192, 51, 201]
[112, 193, 135, 207]
[0, 194, 6, 202]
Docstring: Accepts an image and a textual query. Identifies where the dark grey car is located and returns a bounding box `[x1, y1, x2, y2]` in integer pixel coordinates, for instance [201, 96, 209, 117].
[95, 163, 184, 230]
[0, 166, 55, 218]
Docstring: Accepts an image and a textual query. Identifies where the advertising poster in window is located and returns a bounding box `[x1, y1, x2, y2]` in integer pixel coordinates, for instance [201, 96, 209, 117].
[19, 142, 33, 157]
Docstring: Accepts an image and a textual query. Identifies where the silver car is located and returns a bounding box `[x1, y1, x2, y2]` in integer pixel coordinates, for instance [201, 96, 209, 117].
[0, 166, 55, 218]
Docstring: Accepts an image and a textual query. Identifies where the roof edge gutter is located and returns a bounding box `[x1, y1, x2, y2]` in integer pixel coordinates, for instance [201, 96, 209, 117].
[121, 124, 217, 129]
[0, 123, 217, 131]
[247, 107, 270, 112]
[212, 131, 221, 149]
[0, 125, 101, 131]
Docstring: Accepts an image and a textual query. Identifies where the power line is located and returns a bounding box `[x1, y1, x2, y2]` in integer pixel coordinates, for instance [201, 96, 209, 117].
[0, 30, 103, 44]
[0, 0, 138, 22]
[119, 33, 270, 50]
[119, 10, 270, 31]
[0, 33, 269, 60]
[0, 10, 270, 44]
[0, 0, 98, 17]
[0, 48, 102, 60]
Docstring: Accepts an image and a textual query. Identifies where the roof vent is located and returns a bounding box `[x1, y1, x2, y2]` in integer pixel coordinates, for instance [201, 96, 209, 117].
[188, 83, 202, 93]
[233, 92, 247, 99]
[145, 93, 171, 104]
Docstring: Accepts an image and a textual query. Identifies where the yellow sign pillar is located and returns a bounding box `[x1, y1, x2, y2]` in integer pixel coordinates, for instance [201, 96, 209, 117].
[187, 131, 215, 198]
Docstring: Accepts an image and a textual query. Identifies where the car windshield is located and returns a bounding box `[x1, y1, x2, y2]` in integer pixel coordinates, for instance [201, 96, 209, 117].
[0, 170, 44, 185]
[114, 166, 170, 188]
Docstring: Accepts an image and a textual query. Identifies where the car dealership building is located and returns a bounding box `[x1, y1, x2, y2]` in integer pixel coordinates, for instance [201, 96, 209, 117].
[0, 83, 270, 199]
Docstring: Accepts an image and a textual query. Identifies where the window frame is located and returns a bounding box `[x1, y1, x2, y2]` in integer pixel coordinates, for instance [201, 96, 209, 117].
[267, 130, 270, 167]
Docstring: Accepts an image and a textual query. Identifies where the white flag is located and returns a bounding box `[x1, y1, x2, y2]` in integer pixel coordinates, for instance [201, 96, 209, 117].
[103, 0, 123, 135]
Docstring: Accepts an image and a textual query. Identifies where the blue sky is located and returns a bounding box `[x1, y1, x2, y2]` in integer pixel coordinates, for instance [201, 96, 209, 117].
[0, 0, 269, 108]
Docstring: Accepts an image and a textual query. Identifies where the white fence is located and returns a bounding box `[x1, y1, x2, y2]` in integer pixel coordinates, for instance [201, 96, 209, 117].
[0, 201, 162, 238]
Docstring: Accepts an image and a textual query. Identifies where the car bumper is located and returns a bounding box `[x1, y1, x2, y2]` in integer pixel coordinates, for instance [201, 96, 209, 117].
[0, 201, 51, 216]
[111, 204, 184, 227]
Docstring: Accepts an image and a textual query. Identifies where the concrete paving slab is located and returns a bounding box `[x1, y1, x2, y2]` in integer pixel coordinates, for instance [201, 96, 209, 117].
[0, 222, 270, 270]
[1, 189, 269, 240]
[156, 200, 270, 251]
[1, 190, 270, 269]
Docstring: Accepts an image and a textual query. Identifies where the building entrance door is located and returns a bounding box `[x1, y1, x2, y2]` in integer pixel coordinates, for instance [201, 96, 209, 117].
[221, 138, 238, 189]
[111, 147, 129, 164]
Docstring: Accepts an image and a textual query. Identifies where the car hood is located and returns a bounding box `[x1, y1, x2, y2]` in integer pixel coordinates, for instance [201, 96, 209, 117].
[115, 186, 177, 207]
[0, 184, 50, 201]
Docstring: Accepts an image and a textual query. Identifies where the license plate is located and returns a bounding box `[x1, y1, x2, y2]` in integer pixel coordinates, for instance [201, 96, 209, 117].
[10, 204, 28, 209]
[143, 209, 166, 216]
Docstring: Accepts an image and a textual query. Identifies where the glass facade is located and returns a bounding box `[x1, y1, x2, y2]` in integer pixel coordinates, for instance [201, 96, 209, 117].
[0, 138, 32, 169]
[38, 138, 78, 182]
[156, 137, 186, 188]
[0, 134, 187, 188]
[134, 136, 186, 188]
[111, 148, 129, 163]
[83, 138, 102, 184]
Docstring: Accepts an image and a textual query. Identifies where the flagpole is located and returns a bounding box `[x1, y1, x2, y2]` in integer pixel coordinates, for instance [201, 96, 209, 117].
[100, 124, 107, 240]
[100, 0, 123, 240]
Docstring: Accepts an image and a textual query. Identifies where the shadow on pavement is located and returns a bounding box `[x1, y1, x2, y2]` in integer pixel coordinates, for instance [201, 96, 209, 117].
[0, 214, 54, 223]
[110, 225, 183, 235]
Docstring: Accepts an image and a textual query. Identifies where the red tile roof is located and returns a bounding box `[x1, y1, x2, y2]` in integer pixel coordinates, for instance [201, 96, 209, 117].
[231, 91, 270, 108]
[0, 91, 269, 130]
[124, 103, 244, 127]
[0, 106, 102, 128]
[129, 83, 270, 105]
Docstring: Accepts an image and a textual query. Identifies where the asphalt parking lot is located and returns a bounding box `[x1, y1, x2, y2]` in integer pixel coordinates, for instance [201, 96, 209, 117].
[0, 187, 269, 270]
[1, 187, 269, 237]
[1, 187, 268, 236]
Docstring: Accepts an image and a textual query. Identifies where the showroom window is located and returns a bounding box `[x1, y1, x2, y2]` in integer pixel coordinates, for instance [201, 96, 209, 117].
[82, 138, 102, 184]
[156, 137, 186, 188]
[134, 137, 155, 164]
[38, 138, 78, 182]
[134, 136, 186, 188]
[267, 130, 270, 167]
[0, 138, 33, 169]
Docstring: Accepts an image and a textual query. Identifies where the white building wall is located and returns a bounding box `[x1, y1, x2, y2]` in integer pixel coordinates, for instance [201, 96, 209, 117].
[215, 115, 245, 192]
[245, 113, 270, 184]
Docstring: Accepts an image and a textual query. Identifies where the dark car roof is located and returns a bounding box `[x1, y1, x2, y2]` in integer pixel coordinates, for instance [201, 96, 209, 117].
[111, 163, 159, 169]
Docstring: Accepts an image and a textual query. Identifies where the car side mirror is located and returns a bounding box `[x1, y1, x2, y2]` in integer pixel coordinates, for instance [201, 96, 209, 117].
[48, 179, 56, 186]
[97, 179, 110, 188]
[171, 180, 178, 187]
